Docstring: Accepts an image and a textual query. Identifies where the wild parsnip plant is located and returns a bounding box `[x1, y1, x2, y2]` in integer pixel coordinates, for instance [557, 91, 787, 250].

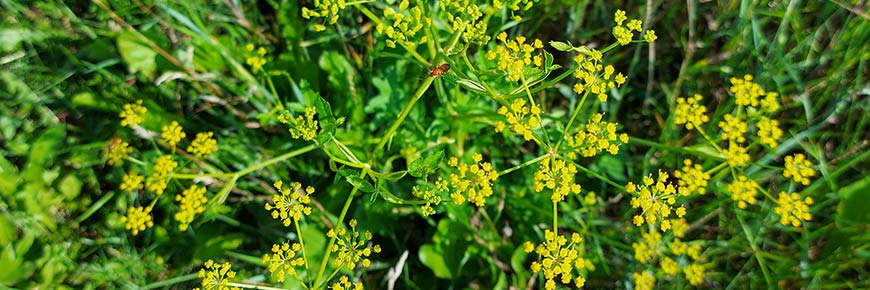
[2, 0, 869, 289]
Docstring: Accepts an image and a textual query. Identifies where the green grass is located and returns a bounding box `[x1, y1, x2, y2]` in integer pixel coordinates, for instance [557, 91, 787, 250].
[1, 0, 868, 289]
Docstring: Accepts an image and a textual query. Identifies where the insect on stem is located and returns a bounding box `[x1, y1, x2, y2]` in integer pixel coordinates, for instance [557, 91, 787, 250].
[429, 64, 450, 77]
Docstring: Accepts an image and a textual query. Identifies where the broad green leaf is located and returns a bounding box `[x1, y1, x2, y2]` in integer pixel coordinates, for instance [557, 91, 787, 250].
[117, 31, 158, 78]
[408, 150, 444, 178]
[836, 176, 870, 226]
[57, 175, 82, 200]
[549, 40, 573, 52]
[346, 175, 375, 193]
[418, 244, 452, 279]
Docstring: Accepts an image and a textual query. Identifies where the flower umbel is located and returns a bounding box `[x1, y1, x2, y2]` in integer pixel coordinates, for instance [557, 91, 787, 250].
[175, 185, 208, 231]
[571, 49, 626, 102]
[674, 94, 709, 130]
[146, 155, 178, 195]
[495, 98, 541, 141]
[120, 100, 147, 128]
[564, 113, 629, 158]
[107, 138, 132, 166]
[774, 192, 813, 228]
[674, 159, 709, 196]
[627, 171, 680, 231]
[783, 153, 815, 186]
[328, 219, 382, 270]
[161, 121, 186, 148]
[533, 156, 582, 202]
[756, 117, 783, 149]
[120, 206, 154, 235]
[524, 230, 587, 290]
[727, 175, 758, 209]
[195, 259, 240, 290]
[300, 0, 347, 31]
[245, 44, 268, 72]
[188, 132, 218, 158]
[612, 10, 644, 45]
[447, 153, 499, 207]
[263, 242, 305, 283]
[277, 107, 319, 141]
[377, 0, 429, 48]
[485, 32, 545, 82]
[265, 180, 313, 226]
[120, 171, 145, 193]
[330, 275, 364, 290]
[730, 74, 765, 107]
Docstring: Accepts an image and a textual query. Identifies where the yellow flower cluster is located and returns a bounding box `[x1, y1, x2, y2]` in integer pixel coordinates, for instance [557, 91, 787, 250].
[633, 271, 655, 290]
[107, 138, 132, 166]
[783, 153, 815, 186]
[300, 0, 346, 32]
[446, 153, 499, 207]
[440, 0, 489, 44]
[684, 263, 705, 286]
[564, 113, 629, 158]
[612, 10, 645, 45]
[277, 107, 319, 141]
[485, 32, 544, 82]
[327, 219, 382, 270]
[756, 117, 783, 148]
[412, 178, 447, 216]
[523, 230, 587, 290]
[161, 121, 186, 148]
[188, 132, 218, 158]
[175, 185, 208, 231]
[571, 49, 626, 102]
[265, 180, 314, 226]
[533, 156, 582, 202]
[722, 143, 750, 167]
[674, 94, 709, 130]
[492, 0, 540, 21]
[195, 259, 240, 290]
[330, 275, 364, 290]
[120, 171, 145, 192]
[263, 242, 305, 283]
[674, 159, 709, 196]
[120, 206, 154, 235]
[774, 192, 813, 228]
[495, 98, 541, 141]
[245, 44, 267, 72]
[120, 100, 147, 128]
[377, 0, 429, 48]
[631, 229, 661, 263]
[729, 74, 765, 107]
[627, 171, 684, 231]
[718, 114, 747, 144]
[146, 155, 178, 195]
[727, 175, 758, 209]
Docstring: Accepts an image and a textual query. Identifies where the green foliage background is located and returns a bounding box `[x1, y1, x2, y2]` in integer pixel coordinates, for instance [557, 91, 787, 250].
[1, 0, 869, 289]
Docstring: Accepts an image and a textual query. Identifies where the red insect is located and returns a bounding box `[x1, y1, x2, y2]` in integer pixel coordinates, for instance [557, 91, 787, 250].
[429, 63, 450, 77]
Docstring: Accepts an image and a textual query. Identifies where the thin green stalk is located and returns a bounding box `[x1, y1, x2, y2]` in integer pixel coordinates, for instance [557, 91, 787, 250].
[174, 144, 318, 179]
[313, 171, 368, 289]
[735, 211, 774, 288]
[498, 154, 549, 176]
[294, 218, 313, 290]
[144, 273, 199, 289]
[264, 72, 285, 110]
[226, 282, 287, 290]
[572, 160, 622, 189]
[629, 137, 723, 161]
[374, 76, 435, 154]
[552, 201, 558, 231]
[555, 90, 590, 150]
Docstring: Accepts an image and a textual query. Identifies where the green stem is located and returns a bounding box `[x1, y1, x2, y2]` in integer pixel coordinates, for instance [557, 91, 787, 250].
[226, 282, 287, 290]
[498, 154, 548, 176]
[629, 137, 723, 161]
[173, 144, 318, 179]
[144, 273, 199, 289]
[313, 171, 368, 289]
[555, 90, 590, 150]
[294, 219, 313, 289]
[264, 72, 285, 110]
[374, 75, 435, 154]
[572, 160, 622, 189]
[552, 201, 558, 231]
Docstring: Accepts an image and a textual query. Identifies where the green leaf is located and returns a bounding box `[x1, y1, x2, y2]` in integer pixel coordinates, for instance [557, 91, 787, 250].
[346, 175, 375, 193]
[408, 150, 444, 178]
[418, 244, 452, 279]
[836, 176, 870, 226]
[315, 96, 337, 137]
[549, 40, 573, 52]
[57, 175, 82, 200]
[456, 79, 486, 93]
[117, 31, 158, 78]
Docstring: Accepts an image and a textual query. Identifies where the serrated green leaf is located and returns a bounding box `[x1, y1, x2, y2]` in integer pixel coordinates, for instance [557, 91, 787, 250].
[346, 175, 375, 193]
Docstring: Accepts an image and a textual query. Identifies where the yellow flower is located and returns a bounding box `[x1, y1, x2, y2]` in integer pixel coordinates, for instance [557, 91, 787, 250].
[756, 117, 783, 149]
[377, 1, 429, 48]
[412, 179, 447, 216]
[571, 49, 625, 102]
[497, 98, 541, 141]
[660, 257, 678, 275]
[533, 156, 582, 202]
[120, 171, 145, 192]
[612, 10, 643, 45]
[161, 121, 186, 147]
[684, 263, 705, 286]
[730, 74, 765, 107]
[760, 92, 781, 113]
[627, 171, 679, 231]
[564, 113, 629, 158]
[196, 260, 240, 290]
[718, 114, 747, 143]
[119, 100, 147, 128]
[264, 242, 305, 283]
[727, 175, 758, 209]
[188, 132, 218, 158]
[447, 153, 499, 207]
[107, 138, 133, 166]
[674, 94, 709, 130]
[175, 185, 208, 231]
[774, 192, 813, 228]
[674, 159, 710, 196]
[277, 107, 319, 141]
[441, 0, 490, 44]
[485, 32, 545, 82]
[245, 44, 268, 72]
[265, 180, 313, 226]
[631, 229, 661, 263]
[120, 206, 153, 235]
[526, 230, 586, 290]
[633, 271, 656, 290]
[300, 0, 347, 31]
[147, 155, 178, 195]
[330, 275, 364, 290]
[783, 153, 815, 186]
[644, 30, 657, 43]
[327, 219, 382, 270]
[722, 143, 750, 167]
